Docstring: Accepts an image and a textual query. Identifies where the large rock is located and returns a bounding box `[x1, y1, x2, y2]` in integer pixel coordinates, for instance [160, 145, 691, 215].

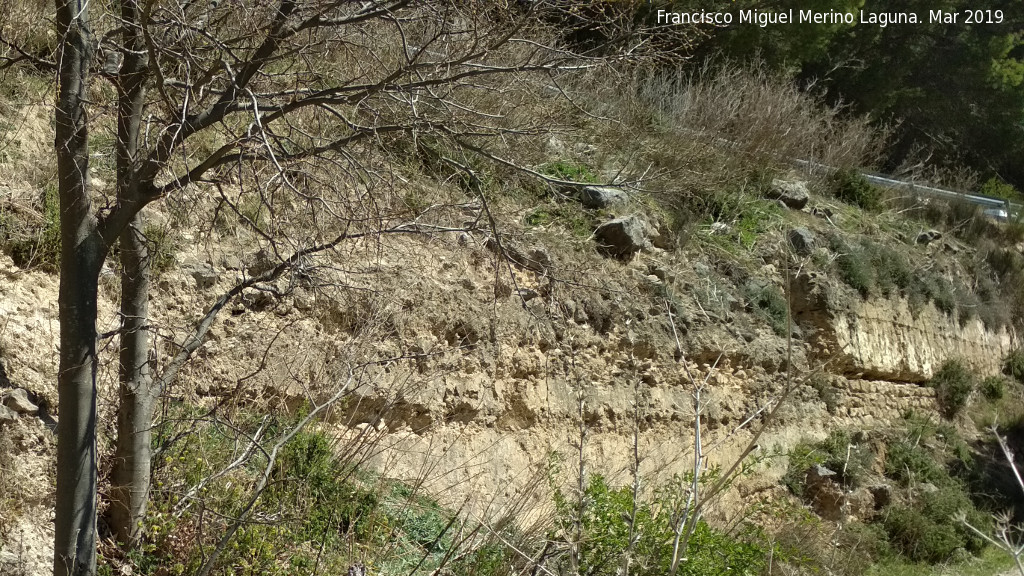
[767, 179, 810, 210]
[181, 259, 219, 289]
[0, 404, 16, 424]
[3, 388, 38, 415]
[594, 216, 649, 258]
[579, 186, 626, 209]
[788, 227, 816, 256]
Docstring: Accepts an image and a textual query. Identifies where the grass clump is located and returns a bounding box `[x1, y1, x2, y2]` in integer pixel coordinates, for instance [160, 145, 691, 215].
[829, 169, 882, 212]
[2, 183, 61, 271]
[1002, 348, 1024, 383]
[928, 359, 975, 418]
[524, 204, 595, 237]
[142, 224, 178, 276]
[829, 236, 873, 298]
[743, 280, 789, 336]
[540, 159, 598, 183]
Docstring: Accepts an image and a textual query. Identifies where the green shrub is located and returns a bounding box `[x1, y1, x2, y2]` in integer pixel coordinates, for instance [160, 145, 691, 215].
[744, 281, 789, 336]
[784, 430, 873, 496]
[829, 169, 882, 211]
[1003, 348, 1024, 383]
[980, 376, 1007, 401]
[551, 474, 769, 576]
[884, 440, 946, 487]
[883, 505, 960, 563]
[865, 242, 911, 297]
[830, 237, 873, 298]
[884, 484, 989, 563]
[980, 177, 1021, 201]
[928, 359, 974, 417]
[270, 431, 383, 542]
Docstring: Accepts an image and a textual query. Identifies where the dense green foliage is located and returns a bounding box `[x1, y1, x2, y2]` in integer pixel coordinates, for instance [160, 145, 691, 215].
[685, 0, 1024, 187]
[829, 169, 882, 212]
[784, 416, 991, 569]
[1003, 348, 1024, 383]
[929, 359, 975, 417]
[551, 474, 769, 576]
[783, 430, 873, 496]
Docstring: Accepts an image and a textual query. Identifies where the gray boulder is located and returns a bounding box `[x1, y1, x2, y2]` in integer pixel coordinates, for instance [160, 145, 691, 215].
[3, 388, 38, 415]
[595, 216, 649, 258]
[767, 179, 810, 210]
[788, 227, 816, 256]
[0, 404, 16, 424]
[579, 186, 626, 209]
[182, 260, 219, 289]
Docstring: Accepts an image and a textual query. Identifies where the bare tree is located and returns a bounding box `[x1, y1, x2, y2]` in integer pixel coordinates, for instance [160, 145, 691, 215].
[5, 1, 698, 574]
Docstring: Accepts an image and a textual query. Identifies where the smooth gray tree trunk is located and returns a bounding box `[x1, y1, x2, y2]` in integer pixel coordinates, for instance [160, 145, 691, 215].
[108, 0, 153, 545]
[109, 219, 152, 545]
[54, 1, 101, 574]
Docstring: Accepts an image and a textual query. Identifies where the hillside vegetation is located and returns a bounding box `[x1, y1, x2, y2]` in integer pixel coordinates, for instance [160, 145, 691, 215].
[1, 2, 1024, 576]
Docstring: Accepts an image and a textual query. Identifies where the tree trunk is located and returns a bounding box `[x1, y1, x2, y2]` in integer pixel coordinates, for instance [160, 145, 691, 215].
[109, 220, 152, 545]
[108, 0, 153, 546]
[54, 1, 101, 574]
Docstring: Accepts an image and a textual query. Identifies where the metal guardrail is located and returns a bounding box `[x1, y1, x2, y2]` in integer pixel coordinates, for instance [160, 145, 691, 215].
[794, 159, 1022, 220]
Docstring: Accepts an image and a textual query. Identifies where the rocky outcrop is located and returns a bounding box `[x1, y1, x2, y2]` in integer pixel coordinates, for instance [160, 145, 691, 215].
[595, 216, 649, 258]
[829, 299, 1015, 382]
[788, 228, 815, 257]
[793, 273, 1017, 383]
[579, 186, 626, 209]
[766, 179, 810, 210]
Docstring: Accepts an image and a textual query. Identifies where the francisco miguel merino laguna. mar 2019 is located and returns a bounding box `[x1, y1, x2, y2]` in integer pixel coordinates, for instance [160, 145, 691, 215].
[655, 8, 1006, 27]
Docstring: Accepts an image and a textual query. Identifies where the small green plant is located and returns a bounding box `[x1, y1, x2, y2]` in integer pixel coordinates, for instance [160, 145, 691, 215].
[783, 430, 873, 496]
[540, 159, 598, 183]
[524, 204, 594, 236]
[1003, 348, 1024, 383]
[829, 169, 882, 211]
[929, 359, 975, 418]
[865, 241, 911, 297]
[980, 376, 1007, 401]
[830, 236, 873, 298]
[744, 281, 788, 336]
[808, 374, 840, 415]
[735, 200, 782, 250]
[142, 224, 178, 276]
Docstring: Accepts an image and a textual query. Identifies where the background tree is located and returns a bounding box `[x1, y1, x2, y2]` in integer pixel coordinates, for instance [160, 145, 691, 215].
[801, 0, 1024, 188]
[685, 0, 1024, 188]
